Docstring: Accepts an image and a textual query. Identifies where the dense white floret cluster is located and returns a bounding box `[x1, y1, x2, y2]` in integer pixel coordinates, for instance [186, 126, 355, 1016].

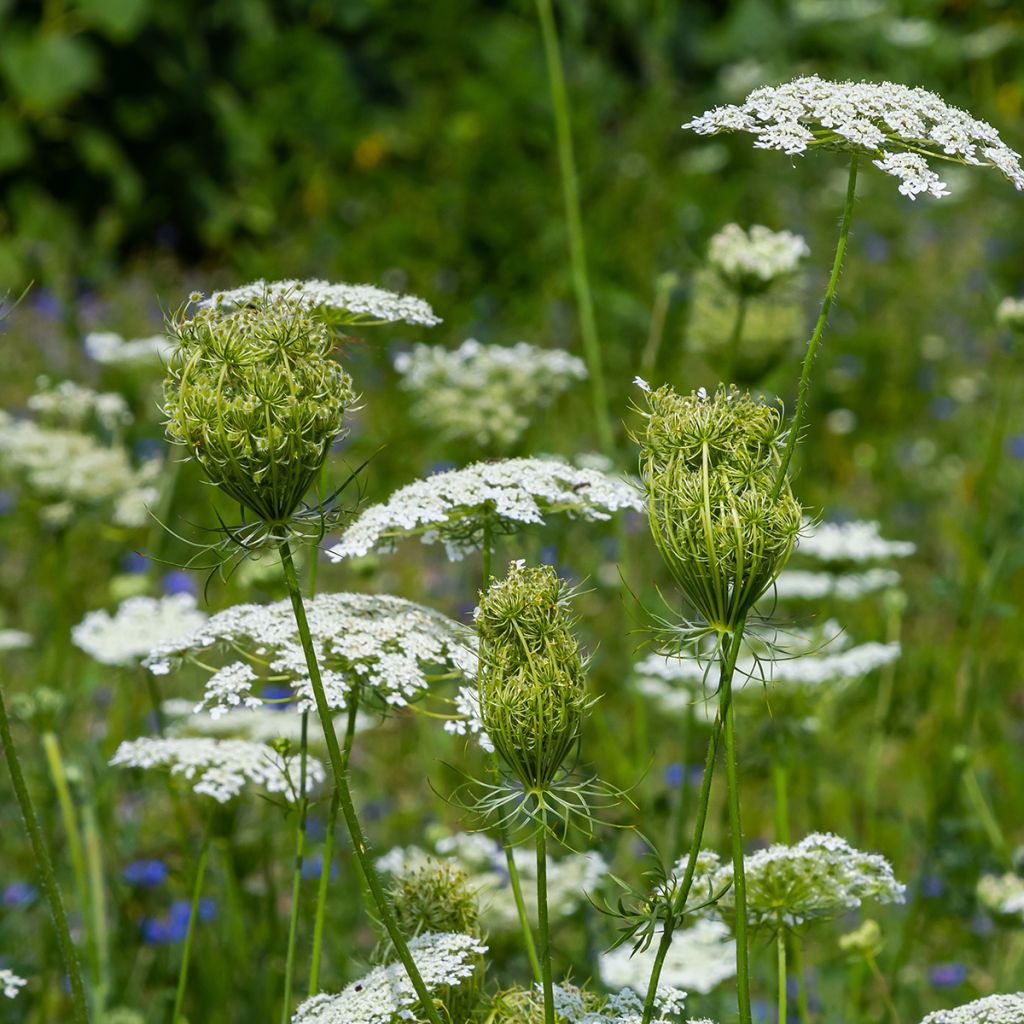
[27, 378, 132, 431]
[144, 592, 474, 716]
[599, 919, 736, 995]
[996, 297, 1024, 331]
[292, 932, 486, 1024]
[0, 969, 26, 999]
[72, 595, 208, 667]
[684, 75, 1024, 198]
[444, 684, 494, 751]
[110, 737, 323, 803]
[707, 224, 809, 292]
[0, 411, 160, 528]
[84, 331, 175, 367]
[797, 520, 915, 563]
[977, 872, 1024, 922]
[716, 832, 906, 925]
[377, 831, 606, 933]
[197, 278, 441, 327]
[919, 994, 1024, 1024]
[327, 457, 642, 561]
[394, 339, 587, 450]
[548, 984, 689, 1024]
[769, 568, 903, 601]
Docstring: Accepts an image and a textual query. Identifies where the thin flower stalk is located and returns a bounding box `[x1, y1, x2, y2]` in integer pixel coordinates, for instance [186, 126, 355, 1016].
[278, 539, 447, 1024]
[282, 711, 311, 1022]
[724, 696, 753, 1024]
[536, 821, 555, 1024]
[172, 814, 213, 1024]
[0, 680, 90, 1023]
[776, 910, 788, 1024]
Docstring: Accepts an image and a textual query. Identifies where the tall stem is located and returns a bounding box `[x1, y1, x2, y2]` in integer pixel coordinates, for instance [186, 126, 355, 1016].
[772, 154, 859, 500]
[534, 0, 613, 454]
[722, 293, 748, 385]
[640, 626, 744, 1024]
[536, 823, 554, 1024]
[278, 539, 446, 1024]
[640, 272, 677, 381]
[790, 933, 812, 1024]
[172, 815, 213, 1024]
[0, 682, 90, 1022]
[725, 697, 752, 1024]
[776, 915, 788, 1024]
[282, 711, 310, 1022]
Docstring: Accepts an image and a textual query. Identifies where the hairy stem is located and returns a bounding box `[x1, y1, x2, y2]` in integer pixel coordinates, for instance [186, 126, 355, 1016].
[534, 0, 613, 454]
[772, 154, 859, 500]
[278, 539, 445, 1024]
[0, 683, 90, 1022]
[173, 816, 212, 1024]
[536, 824, 554, 1024]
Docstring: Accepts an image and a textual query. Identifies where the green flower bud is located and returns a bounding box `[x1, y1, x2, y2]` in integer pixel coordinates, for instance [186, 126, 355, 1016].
[163, 300, 355, 530]
[476, 563, 589, 790]
[636, 384, 802, 633]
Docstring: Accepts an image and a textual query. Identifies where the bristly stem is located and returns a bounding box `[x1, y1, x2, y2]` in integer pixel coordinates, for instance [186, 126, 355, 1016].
[536, 821, 555, 1024]
[281, 711, 310, 1022]
[534, 0, 614, 455]
[173, 814, 213, 1024]
[772, 153, 859, 500]
[640, 625, 744, 1024]
[278, 539, 446, 1024]
[0, 681, 90, 1023]
[725, 696, 752, 1024]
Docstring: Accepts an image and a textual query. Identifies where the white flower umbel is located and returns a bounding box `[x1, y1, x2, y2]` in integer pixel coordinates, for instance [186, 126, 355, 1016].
[27, 378, 132, 431]
[197, 278, 441, 327]
[377, 831, 606, 934]
[72, 595, 208, 667]
[977, 872, 1024, 923]
[0, 629, 31, 652]
[394, 339, 587, 450]
[326, 457, 642, 562]
[292, 931, 487, 1024]
[549, 984, 688, 1024]
[599, 919, 736, 996]
[0, 969, 26, 999]
[143, 592, 475, 716]
[768, 568, 903, 602]
[716, 832, 906, 926]
[110, 736, 323, 804]
[796, 519, 915, 564]
[996, 297, 1024, 332]
[444, 684, 494, 751]
[707, 224, 809, 294]
[84, 331, 175, 367]
[919, 994, 1024, 1024]
[684, 75, 1024, 198]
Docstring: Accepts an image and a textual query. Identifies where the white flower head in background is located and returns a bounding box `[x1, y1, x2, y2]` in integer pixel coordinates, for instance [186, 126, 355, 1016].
[684, 75, 1024, 198]
[768, 568, 903, 602]
[796, 519, 915, 564]
[144, 592, 475, 717]
[0, 629, 32, 652]
[84, 331, 175, 368]
[919, 994, 1024, 1024]
[977, 872, 1024, 924]
[707, 224, 809, 294]
[996, 296, 1024, 332]
[109, 736, 323, 803]
[27, 378, 132, 432]
[0, 969, 26, 999]
[716, 832, 906, 925]
[393, 339, 587, 451]
[599, 918, 736, 995]
[72, 594, 208, 667]
[326, 457, 642, 562]
[291, 931, 487, 1024]
[197, 278, 441, 327]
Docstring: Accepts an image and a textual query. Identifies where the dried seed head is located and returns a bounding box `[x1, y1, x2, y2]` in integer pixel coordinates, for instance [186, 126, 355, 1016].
[476, 563, 589, 789]
[636, 384, 802, 632]
[163, 299, 355, 529]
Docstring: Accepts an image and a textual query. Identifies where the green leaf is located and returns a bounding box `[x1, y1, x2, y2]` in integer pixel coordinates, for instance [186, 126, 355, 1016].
[0, 31, 99, 114]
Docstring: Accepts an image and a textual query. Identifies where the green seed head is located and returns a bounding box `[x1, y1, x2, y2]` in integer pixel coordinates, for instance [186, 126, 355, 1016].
[163, 299, 355, 529]
[637, 384, 802, 632]
[476, 563, 589, 790]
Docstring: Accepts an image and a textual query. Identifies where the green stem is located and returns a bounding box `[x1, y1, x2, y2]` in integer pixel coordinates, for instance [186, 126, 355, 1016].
[83, 800, 109, 1022]
[172, 815, 213, 1024]
[536, 823, 554, 1024]
[866, 951, 901, 1024]
[640, 626, 744, 1024]
[640, 272, 678, 381]
[0, 683, 89, 1022]
[534, 0, 613, 455]
[962, 763, 1012, 866]
[722, 293, 748, 385]
[278, 539, 445, 1024]
[282, 711, 310, 1022]
[309, 699, 357, 995]
[772, 154, 859, 500]
[791, 932, 812, 1024]
[725, 698, 752, 1024]
[772, 754, 790, 843]
[42, 732, 101, 996]
[777, 916, 788, 1024]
